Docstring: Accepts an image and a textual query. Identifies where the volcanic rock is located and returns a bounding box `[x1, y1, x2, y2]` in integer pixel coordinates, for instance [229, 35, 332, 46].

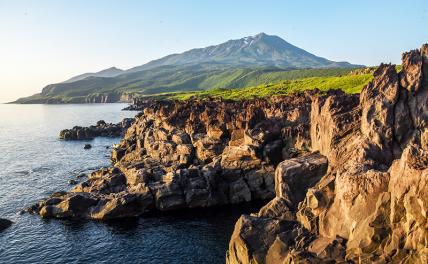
[226, 45, 428, 264]
[33, 90, 320, 219]
[59, 118, 134, 140]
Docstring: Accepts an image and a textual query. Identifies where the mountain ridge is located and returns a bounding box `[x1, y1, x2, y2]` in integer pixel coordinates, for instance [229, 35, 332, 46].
[63, 67, 124, 83]
[14, 33, 363, 104]
[125, 33, 358, 73]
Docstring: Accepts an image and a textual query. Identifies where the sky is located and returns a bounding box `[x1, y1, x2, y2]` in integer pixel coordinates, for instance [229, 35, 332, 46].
[0, 0, 427, 103]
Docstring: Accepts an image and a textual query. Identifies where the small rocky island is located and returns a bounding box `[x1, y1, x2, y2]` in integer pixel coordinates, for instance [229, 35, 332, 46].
[0, 218, 12, 232]
[30, 46, 427, 263]
[59, 118, 134, 140]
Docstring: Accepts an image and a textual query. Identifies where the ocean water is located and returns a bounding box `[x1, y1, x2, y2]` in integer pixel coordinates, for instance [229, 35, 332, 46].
[0, 104, 257, 264]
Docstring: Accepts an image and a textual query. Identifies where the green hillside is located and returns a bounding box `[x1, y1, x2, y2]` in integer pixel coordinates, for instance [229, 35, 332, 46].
[15, 66, 357, 103]
[14, 32, 364, 104]
[162, 73, 373, 100]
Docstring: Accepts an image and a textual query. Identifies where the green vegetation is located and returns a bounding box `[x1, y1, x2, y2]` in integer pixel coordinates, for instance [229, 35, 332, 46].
[198, 67, 356, 90]
[165, 73, 373, 100]
[349, 65, 402, 76]
[15, 66, 361, 103]
[15, 33, 368, 103]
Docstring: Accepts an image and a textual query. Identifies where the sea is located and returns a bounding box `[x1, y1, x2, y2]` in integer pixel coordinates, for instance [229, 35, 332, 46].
[0, 103, 258, 264]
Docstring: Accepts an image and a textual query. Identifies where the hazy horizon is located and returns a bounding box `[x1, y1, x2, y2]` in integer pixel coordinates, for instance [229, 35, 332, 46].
[1, 0, 427, 103]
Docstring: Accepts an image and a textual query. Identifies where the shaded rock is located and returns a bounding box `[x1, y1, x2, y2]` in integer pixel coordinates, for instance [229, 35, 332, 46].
[39, 193, 98, 219]
[72, 168, 126, 194]
[221, 145, 261, 172]
[0, 218, 12, 232]
[90, 191, 154, 220]
[360, 63, 400, 164]
[76, 173, 86, 178]
[244, 166, 275, 200]
[60, 117, 134, 140]
[262, 139, 283, 165]
[68, 179, 78, 185]
[83, 144, 92, 150]
[227, 214, 298, 264]
[257, 197, 294, 220]
[275, 153, 328, 209]
[150, 174, 186, 211]
[227, 153, 328, 263]
[310, 90, 360, 160]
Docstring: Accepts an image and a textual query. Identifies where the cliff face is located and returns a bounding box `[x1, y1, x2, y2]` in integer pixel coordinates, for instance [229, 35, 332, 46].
[14, 92, 134, 104]
[226, 45, 428, 263]
[30, 46, 427, 263]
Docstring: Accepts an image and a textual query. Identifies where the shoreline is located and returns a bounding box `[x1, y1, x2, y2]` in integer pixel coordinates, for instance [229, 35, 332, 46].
[23, 45, 428, 263]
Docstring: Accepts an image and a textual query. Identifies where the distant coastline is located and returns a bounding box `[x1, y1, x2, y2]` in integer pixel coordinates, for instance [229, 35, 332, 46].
[11, 91, 134, 104]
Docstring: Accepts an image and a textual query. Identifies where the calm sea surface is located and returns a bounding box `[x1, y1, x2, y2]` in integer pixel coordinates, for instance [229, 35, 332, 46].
[0, 103, 257, 264]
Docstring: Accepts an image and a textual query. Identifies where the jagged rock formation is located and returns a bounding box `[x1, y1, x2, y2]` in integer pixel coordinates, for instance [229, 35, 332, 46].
[31, 91, 324, 219]
[59, 118, 134, 140]
[226, 45, 428, 263]
[30, 45, 427, 263]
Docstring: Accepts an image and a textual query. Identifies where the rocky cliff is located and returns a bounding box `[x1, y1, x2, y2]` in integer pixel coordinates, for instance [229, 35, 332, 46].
[226, 45, 428, 263]
[13, 92, 134, 104]
[30, 89, 322, 219]
[30, 46, 427, 263]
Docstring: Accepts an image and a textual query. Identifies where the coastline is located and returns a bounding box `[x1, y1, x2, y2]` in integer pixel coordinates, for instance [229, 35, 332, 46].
[25, 45, 428, 263]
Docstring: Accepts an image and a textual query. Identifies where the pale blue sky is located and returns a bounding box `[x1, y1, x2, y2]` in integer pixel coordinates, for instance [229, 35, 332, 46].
[0, 0, 427, 102]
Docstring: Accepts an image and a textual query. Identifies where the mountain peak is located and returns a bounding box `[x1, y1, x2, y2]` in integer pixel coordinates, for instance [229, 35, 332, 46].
[124, 34, 361, 74]
[14, 33, 362, 103]
[254, 32, 268, 38]
[241, 32, 271, 41]
[98, 67, 123, 74]
[105, 66, 121, 71]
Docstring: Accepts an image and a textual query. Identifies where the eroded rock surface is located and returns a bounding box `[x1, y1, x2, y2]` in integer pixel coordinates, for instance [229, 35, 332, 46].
[33, 91, 325, 220]
[226, 45, 428, 263]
